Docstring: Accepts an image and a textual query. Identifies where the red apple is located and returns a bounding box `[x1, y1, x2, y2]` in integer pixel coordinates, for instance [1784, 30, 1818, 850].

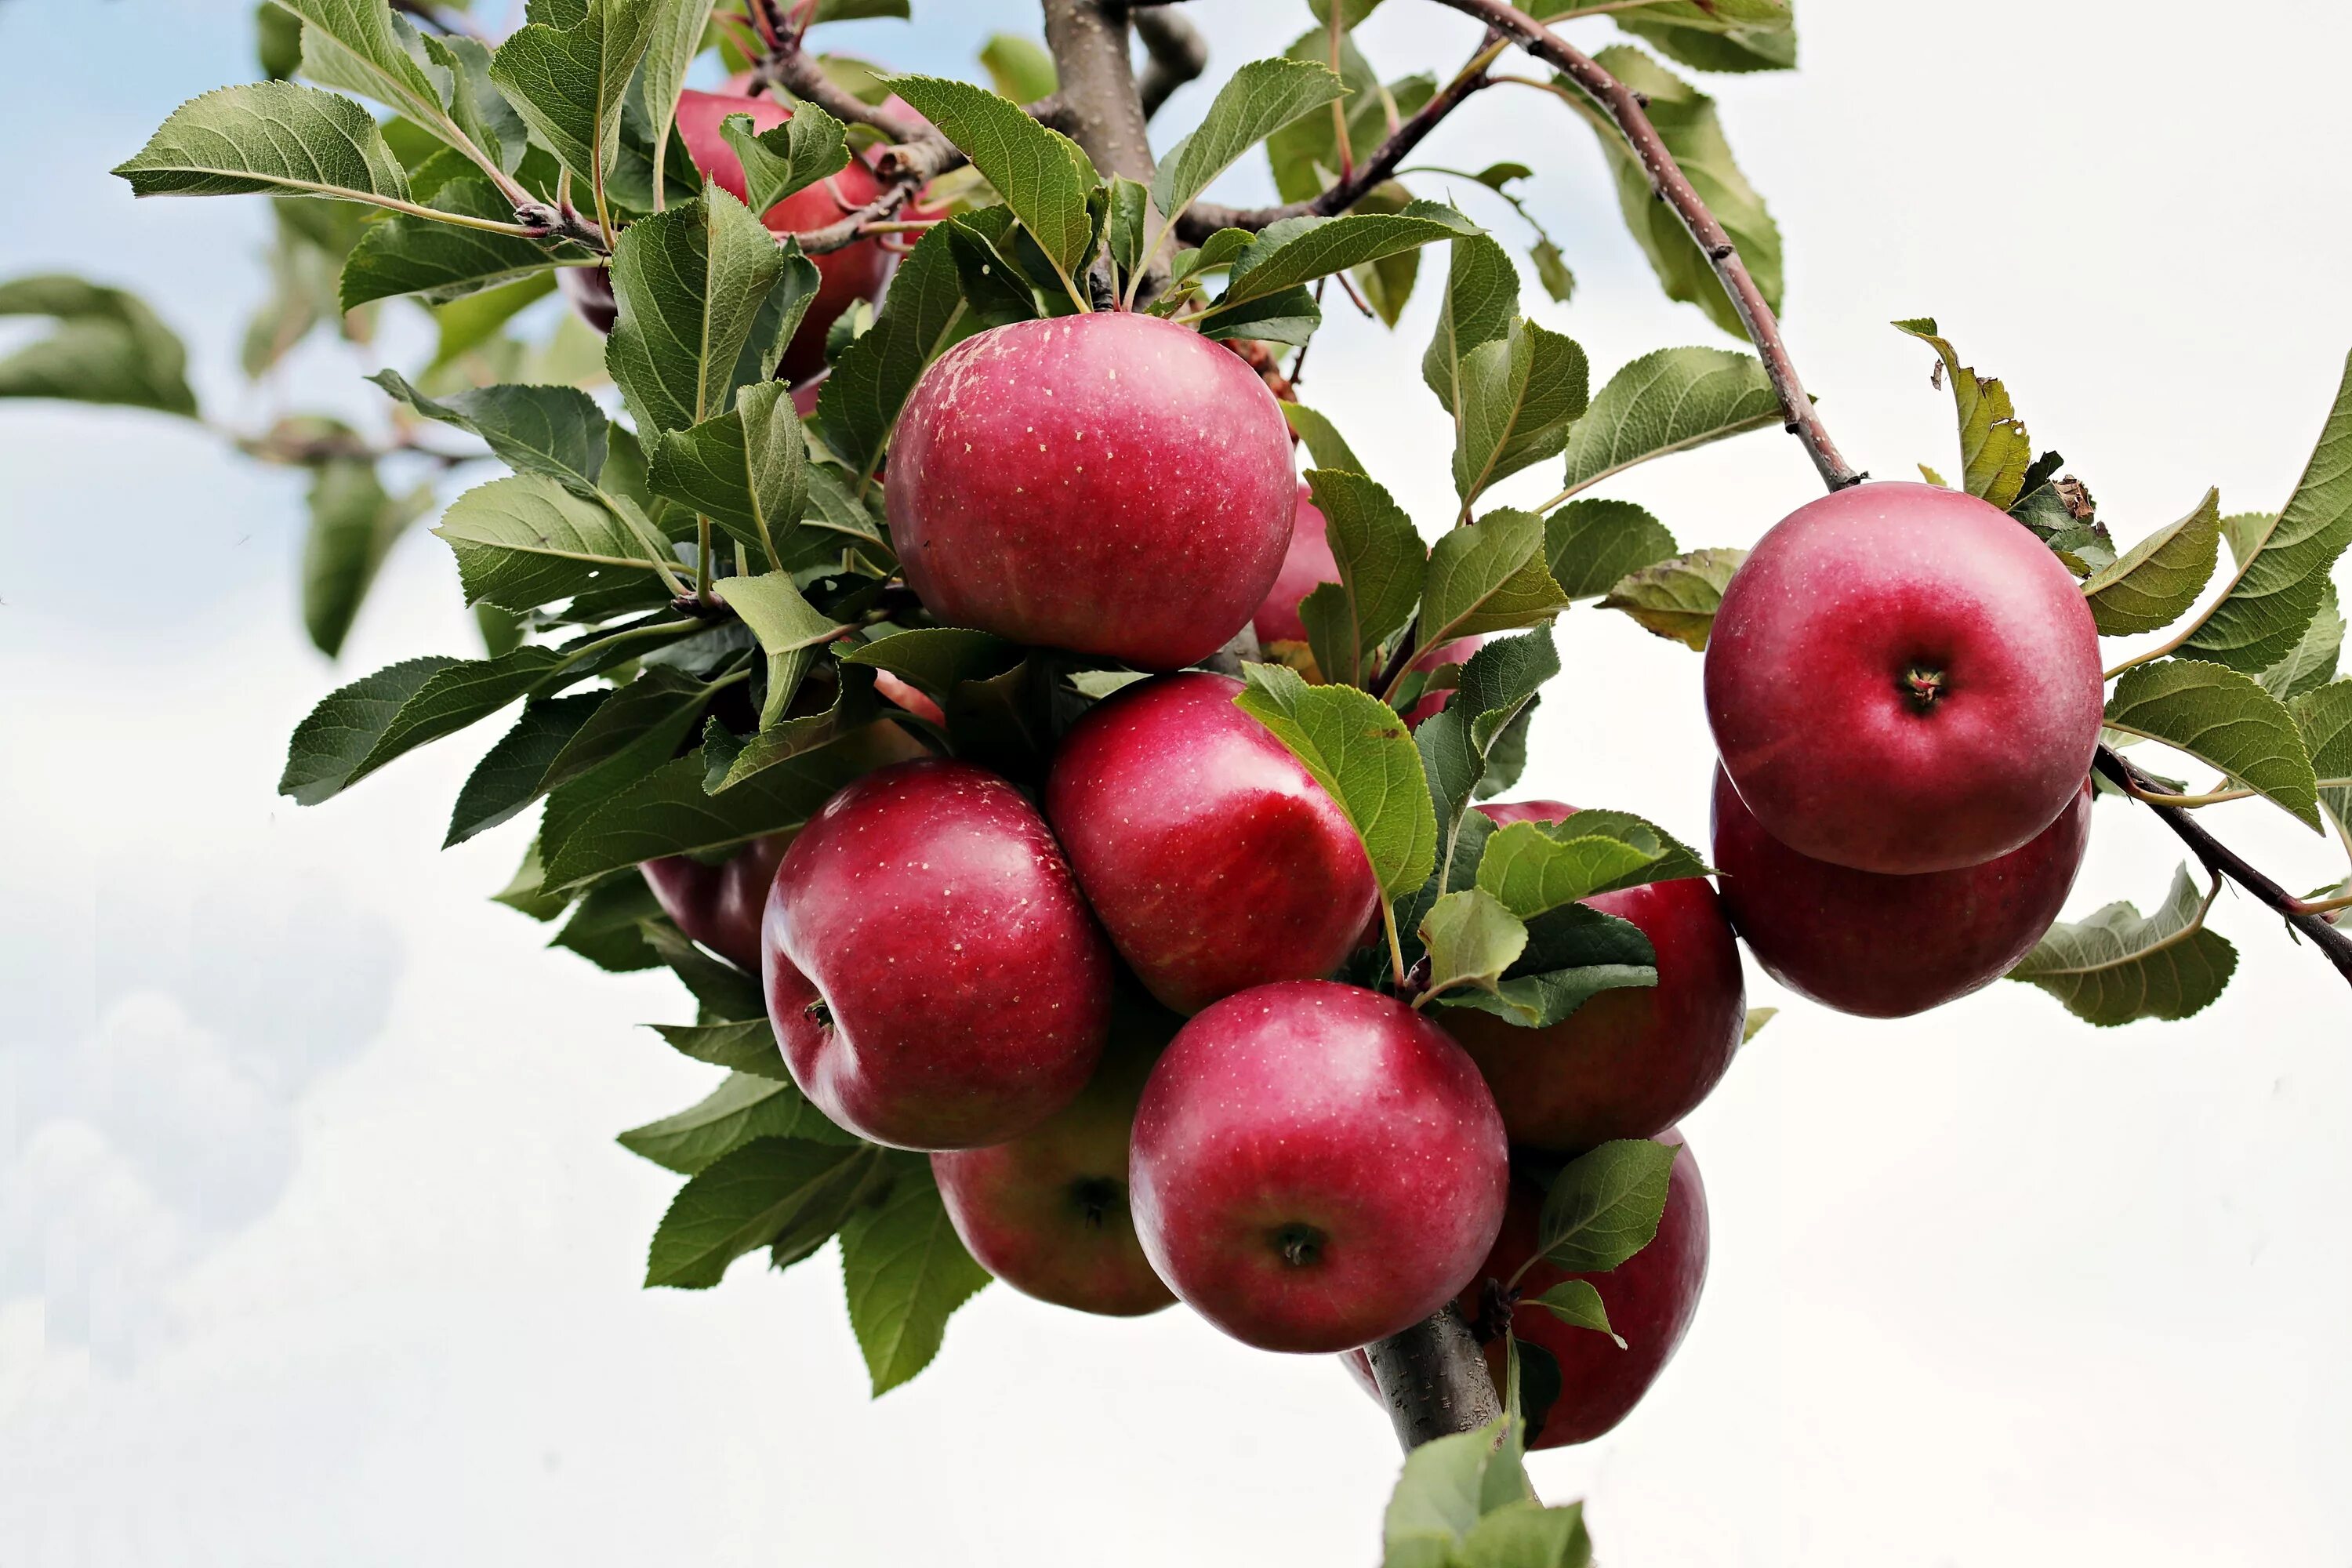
[1130, 980, 1509, 1353]
[1341, 1127, 1708, 1448]
[1250, 482, 1334, 652]
[869, 668, 945, 726]
[887, 313, 1298, 670]
[1440, 802, 1743, 1152]
[931, 988, 1180, 1317]
[760, 757, 1111, 1149]
[640, 835, 788, 971]
[1044, 673, 1380, 1015]
[674, 89, 893, 385]
[1704, 481, 2103, 874]
[1711, 764, 2093, 1018]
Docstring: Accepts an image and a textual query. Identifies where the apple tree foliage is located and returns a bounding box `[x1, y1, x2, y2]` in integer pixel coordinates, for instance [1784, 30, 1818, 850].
[0, 0, 2345, 1554]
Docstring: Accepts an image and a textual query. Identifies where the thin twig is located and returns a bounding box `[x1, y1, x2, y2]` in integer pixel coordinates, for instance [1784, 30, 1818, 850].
[1423, 0, 1862, 492]
[2096, 747, 2352, 983]
[1181, 34, 1508, 240]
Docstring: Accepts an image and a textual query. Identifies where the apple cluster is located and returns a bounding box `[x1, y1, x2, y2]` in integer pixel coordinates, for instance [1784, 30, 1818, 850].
[640, 300, 1741, 1450]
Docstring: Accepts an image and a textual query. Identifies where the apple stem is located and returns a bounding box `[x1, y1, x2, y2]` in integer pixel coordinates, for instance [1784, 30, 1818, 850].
[1364, 1305, 1507, 1452]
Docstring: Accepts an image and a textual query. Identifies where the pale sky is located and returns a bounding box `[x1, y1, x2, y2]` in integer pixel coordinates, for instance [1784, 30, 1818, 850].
[5, 1, 2351, 1563]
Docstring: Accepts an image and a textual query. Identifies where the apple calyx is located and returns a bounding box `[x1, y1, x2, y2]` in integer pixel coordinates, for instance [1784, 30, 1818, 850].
[1900, 665, 1948, 711]
[1272, 1223, 1327, 1269]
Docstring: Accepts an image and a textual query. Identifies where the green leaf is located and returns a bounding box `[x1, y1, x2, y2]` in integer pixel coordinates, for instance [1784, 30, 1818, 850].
[1150, 57, 1345, 230]
[1568, 47, 1780, 339]
[446, 693, 604, 846]
[720, 103, 851, 215]
[1529, 238, 1576, 304]
[1889, 318, 2034, 511]
[652, 1018, 793, 1080]
[434, 472, 669, 610]
[339, 179, 565, 309]
[1610, 0, 1796, 74]
[1283, 403, 1367, 477]
[2259, 584, 2343, 701]
[1417, 630, 1560, 895]
[637, 0, 715, 209]
[539, 666, 717, 804]
[2007, 865, 2238, 1026]
[113, 81, 414, 208]
[1477, 824, 1658, 921]
[890, 76, 1100, 285]
[1302, 468, 1427, 688]
[1742, 1006, 1777, 1043]
[637, 920, 768, 1022]
[314, 644, 570, 803]
[1528, 1279, 1620, 1345]
[488, 0, 660, 192]
[1196, 285, 1323, 347]
[2180, 354, 2352, 673]
[1235, 662, 1437, 902]
[1420, 510, 1570, 648]
[1457, 1501, 1593, 1568]
[257, 2, 305, 79]
[978, 34, 1058, 103]
[2103, 659, 2323, 830]
[622, 1071, 854, 1174]
[542, 725, 921, 891]
[279, 655, 459, 804]
[0, 274, 198, 416]
[1382, 1418, 1530, 1566]
[274, 0, 449, 128]
[551, 875, 665, 971]
[1345, 180, 1425, 328]
[1599, 546, 1746, 650]
[1215, 203, 1479, 310]
[1555, 345, 1777, 498]
[710, 571, 848, 728]
[840, 626, 1022, 702]
[813, 224, 967, 481]
[1544, 499, 1679, 600]
[1418, 888, 1530, 1000]
[302, 458, 434, 657]
[2292, 679, 2352, 786]
[607, 189, 789, 437]
[1104, 176, 1151, 289]
[644, 1138, 884, 1289]
[1537, 1138, 1678, 1272]
[369, 369, 608, 494]
[1453, 318, 1592, 504]
[426, 32, 529, 176]
[839, 1160, 994, 1396]
[648, 380, 808, 563]
[2081, 488, 2223, 637]
[1422, 231, 1518, 417]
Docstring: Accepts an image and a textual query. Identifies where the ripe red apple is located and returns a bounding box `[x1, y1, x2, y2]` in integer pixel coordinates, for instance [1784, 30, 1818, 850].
[1044, 672, 1380, 1014]
[1250, 482, 1334, 652]
[931, 989, 1180, 1317]
[674, 89, 892, 385]
[641, 834, 788, 971]
[1129, 980, 1509, 1353]
[1704, 481, 2103, 874]
[1711, 764, 2093, 1018]
[887, 313, 1298, 670]
[1341, 1127, 1708, 1448]
[558, 92, 892, 386]
[760, 757, 1111, 1149]
[1440, 802, 1743, 1152]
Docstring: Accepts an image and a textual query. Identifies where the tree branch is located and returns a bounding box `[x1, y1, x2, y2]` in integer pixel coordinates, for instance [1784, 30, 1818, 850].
[1423, 0, 1861, 493]
[1181, 33, 1508, 240]
[1365, 1305, 1504, 1450]
[2096, 747, 2352, 983]
[1040, 0, 1159, 183]
[1134, 8, 1210, 120]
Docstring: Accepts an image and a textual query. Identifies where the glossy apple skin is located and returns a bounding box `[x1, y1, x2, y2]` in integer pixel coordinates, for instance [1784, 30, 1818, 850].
[1441, 803, 1743, 1152]
[1131, 980, 1509, 1353]
[640, 836, 789, 971]
[1711, 764, 2093, 1018]
[931, 989, 1181, 1317]
[1341, 1128, 1708, 1448]
[760, 758, 1112, 1149]
[1045, 673, 1380, 1015]
[674, 89, 892, 384]
[889, 314, 1298, 670]
[1251, 484, 1335, 650]
[1704, 481, 2103, 874]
